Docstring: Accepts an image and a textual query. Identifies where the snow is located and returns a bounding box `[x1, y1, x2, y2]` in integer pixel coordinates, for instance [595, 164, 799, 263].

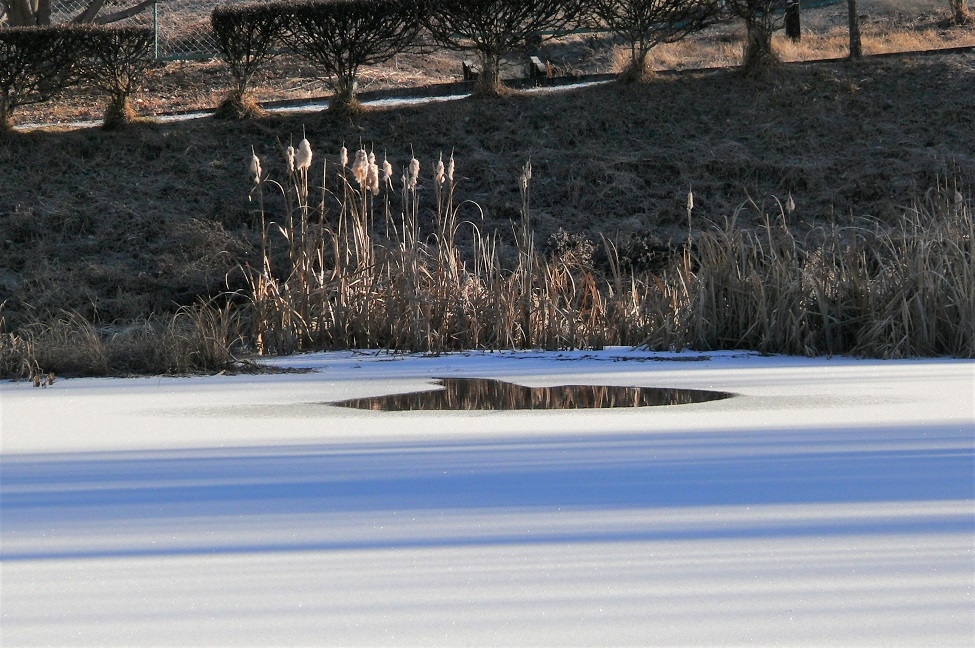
[1, 349, 973, 646]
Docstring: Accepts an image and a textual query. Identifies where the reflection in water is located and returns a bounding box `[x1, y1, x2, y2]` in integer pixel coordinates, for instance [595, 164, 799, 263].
[330, 378, 734, 411]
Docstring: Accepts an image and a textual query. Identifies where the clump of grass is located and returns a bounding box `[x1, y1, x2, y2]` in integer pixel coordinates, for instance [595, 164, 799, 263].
[1, 301, 245, 379]
[0, 302, 41, 381]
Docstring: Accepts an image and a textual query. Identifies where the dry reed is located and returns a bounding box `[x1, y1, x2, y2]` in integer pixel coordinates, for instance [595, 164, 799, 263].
[243, 142, 974, 359]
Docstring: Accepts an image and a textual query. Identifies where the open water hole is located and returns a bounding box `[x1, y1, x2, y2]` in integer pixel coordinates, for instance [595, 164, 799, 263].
[330, 377, 734, 411]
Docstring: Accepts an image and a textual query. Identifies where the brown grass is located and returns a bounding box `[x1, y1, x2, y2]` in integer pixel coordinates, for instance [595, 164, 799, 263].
[239, 141, 973, 360]
[1, 301, 245, 379]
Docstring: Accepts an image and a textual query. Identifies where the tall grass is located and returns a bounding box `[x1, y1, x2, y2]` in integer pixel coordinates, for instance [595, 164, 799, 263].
[245, 142, 974, 359]
[0, 301, 244, 379]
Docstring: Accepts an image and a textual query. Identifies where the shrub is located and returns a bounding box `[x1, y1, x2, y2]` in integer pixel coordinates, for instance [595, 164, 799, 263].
[590, 0, 720, 82]
[424, 0, 590, 95]
[77, 25, 154, 129]
[0, 25, 83, 130]
[211, 3, 284, 119]
[722, 0, 784, 73]
[279, 0, 423, 113]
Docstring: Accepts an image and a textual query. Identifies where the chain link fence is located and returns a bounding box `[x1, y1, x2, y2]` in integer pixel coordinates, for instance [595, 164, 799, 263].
[48, 0, 219, 60]
[44, 0, 852, 62]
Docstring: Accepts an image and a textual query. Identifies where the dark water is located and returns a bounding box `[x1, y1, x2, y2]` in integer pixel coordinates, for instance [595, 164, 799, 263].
[330, 378, 734, 411]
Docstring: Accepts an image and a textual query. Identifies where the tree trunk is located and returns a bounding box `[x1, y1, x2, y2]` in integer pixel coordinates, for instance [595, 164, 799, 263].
[785, 1, 801, 42]
[0, 98, 14, 131]
[620, 46, 653, 83]
[743, 18, 776, 73]
[949, 0, 970, 23]
[475, 52, 505, 96]
[848, 0, 862, 60]
[329, 72, 361, 114]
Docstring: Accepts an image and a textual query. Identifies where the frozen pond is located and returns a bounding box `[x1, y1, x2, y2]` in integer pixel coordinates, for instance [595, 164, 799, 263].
[1, 349, 973, 646]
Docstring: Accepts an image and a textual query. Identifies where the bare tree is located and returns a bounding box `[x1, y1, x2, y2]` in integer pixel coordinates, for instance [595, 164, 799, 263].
[1, 0, 155, 27]
[847, 0, 861, 59]
[424, 0, 590, 95]
[722, 0, 782, 73]
[591, 0, 720, 82]
[282, 0, 423, 113]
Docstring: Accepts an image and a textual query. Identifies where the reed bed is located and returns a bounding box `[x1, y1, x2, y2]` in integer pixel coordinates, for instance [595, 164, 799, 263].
[245, 142, 974, 359]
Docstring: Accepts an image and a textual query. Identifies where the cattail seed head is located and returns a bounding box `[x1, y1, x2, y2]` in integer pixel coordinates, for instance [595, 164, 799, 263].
[786, 193, 795, 214]
[447, 154, 454, 184]
[339, 145, 348, 168]
[955, 190, 964, 208]
[352, 149, 369, 188]
[296, 138, 312, 172]
[686, 188, 694, 212]
[434, 154, 445, 187]
[286, 145, 295, 175]
[367, 160, 380, 195]
[408, 156, 420, 190]
[382, 156, 393, 183]
[520, 160, 532, 192]
[249, 148, 262, 184]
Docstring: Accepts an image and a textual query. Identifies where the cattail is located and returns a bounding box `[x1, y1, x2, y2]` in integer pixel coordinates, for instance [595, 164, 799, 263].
[434, 153, 445, 187]
[382, 155, 393, 183]
[447, 153, 455, 184]
[296, 138, 312, 172]
[286, 145, 295, 175]
[520, 160, 532, 192]
[955, 190, 964, 210]
[367, 159, 380, 195]
[408, 156, 420, 190]
[786, 192, 795, 215]
[339, 144, 348, 168]
[686, 188, 694, 212]
[352, 149, 369, 188]
[249, 147, 262, 184]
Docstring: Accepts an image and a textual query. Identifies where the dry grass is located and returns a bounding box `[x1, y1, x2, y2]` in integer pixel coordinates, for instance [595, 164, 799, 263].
[1, 301, 245, 379]
[242, 141, 973, 360]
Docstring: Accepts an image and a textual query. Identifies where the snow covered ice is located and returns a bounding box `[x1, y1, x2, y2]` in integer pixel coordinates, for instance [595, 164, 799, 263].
[1, 349, 973, 646]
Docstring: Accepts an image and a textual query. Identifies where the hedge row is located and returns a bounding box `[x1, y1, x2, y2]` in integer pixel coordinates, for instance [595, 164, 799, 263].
[0, 24, 153, 130]
[1, 0, 724, 125]
[211, 0, 598, 112]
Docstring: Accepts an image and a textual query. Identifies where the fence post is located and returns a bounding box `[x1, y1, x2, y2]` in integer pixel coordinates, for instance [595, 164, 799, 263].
[153, 0, 159, 59]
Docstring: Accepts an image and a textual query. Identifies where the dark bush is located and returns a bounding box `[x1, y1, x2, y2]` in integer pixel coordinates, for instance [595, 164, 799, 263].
[77, 25, 154, 129]
[279, 0, 424, 113]
[424, 0, 590, 95]
[590, 0, 720, 82]
[211, 3, 284, 119]
[0, 25, 83, 130]
[722, 0, 785, 72]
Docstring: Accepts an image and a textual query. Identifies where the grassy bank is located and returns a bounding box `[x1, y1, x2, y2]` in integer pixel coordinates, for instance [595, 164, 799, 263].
[2, 52, 974, 376]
